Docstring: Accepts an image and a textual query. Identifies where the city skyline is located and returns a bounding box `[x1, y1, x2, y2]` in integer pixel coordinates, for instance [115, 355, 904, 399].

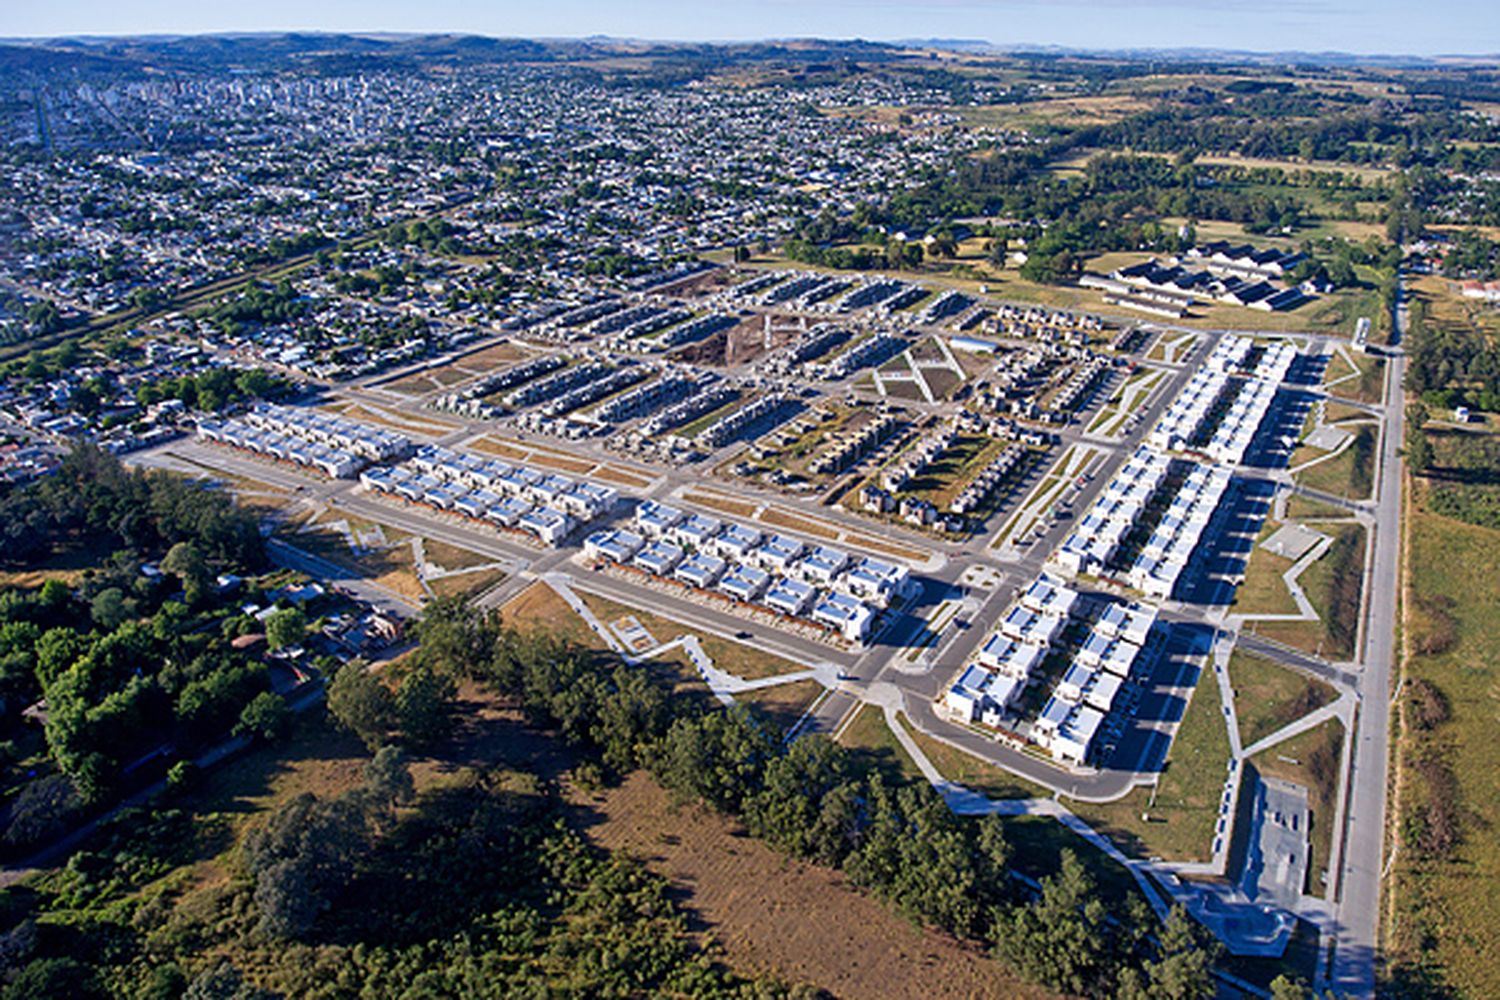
[4, 0, 1499, 58]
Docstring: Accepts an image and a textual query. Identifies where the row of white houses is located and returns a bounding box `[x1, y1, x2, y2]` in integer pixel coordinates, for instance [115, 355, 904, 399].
[197, 405, 413, 479]
[942, 572, 1158, 764]
[359, 444, 622, 547]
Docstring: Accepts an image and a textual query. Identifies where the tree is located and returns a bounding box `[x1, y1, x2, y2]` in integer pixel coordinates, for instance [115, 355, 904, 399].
[89, 588, 131, 630]
[235, 691, 291, 743]
[183, 961, 276, 1000]
[1269, 974, 1310, 1000]
[992, 849, 1114, 995]
[394, 664, 456, 748]
[326, 662, 393, 751]
[361, 745, 415, 832]
[242, 791, 368, 939]
[1119, 907, 1219, 1000]
[161, 541, 211, 606]
[2, 957, 106, 1000]
[264, 606, 307, 651]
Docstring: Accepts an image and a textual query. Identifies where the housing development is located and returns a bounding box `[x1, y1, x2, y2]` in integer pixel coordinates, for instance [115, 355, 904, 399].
[0, 28, 1498, 1000]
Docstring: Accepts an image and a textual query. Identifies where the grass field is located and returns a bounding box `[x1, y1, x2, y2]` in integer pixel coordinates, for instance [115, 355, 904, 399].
[837, 704, 924, 786]
[1283, 494, 1352, 521]
[1227, 649, 1338, 748]
[1233, 521, 1301, 617]
[904, 720, 1052, 800]
[573, 587, 809, 681]
[1254, 522, 1366, 660]
[735, 679, 823, 733]
[1065, 667, 1230, 863]
[279, 512, 427, 602]
[1386, 507, 1500, 997]
[1249, 717, 1344, 898]
[1322, 351, 1386, 404]
[1294, 424, 1376, 500]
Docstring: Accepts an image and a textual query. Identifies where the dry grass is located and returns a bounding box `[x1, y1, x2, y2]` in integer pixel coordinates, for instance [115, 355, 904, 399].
[759, 506, 843, 541]
[1387, 509, 1500, 996]
[521, 451, 598, 475]
[427, 567, 506, 601]
[570, 772, 1052, 1000]
[422, 538, 497, 572]
[683, 491, 760, 519]
[467, 436, 531, 460]
[335, 402, 457, 437]
[499, 580, 598, 649]
[591, 465, 653, 488]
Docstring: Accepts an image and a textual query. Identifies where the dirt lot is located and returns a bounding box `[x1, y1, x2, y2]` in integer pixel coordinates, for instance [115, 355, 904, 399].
[569, 772, 1053, 1000]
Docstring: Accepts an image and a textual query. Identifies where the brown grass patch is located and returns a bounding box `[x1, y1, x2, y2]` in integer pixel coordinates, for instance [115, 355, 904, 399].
[523, 451, 598, 475]
[428, 567, 506, 601]
[759, 507, 842, 541]
[683, 491, 760, 519]
[467, 436, 531, 460]
[568, 772, 1048, 1000]
[499, 580, 598, 649]
[591, 465, 653, 488]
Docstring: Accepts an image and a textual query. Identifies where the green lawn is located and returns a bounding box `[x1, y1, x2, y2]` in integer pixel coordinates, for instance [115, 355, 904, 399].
[1228, 650, 1338, 748]
[1066, 666, 1232, 863]
[1255, 522, 1366, 660]
[836, 703, 924, 786]
[1283, 494, 1354, 521]
[903, 718, 1053, 800]
[1294, 425, 1376, 500]
[1233, 520, 1301, 617]
[735, 679, 823, 734]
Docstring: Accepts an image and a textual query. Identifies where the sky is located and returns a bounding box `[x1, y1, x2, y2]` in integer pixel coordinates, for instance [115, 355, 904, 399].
[2, 0, 1498, 58]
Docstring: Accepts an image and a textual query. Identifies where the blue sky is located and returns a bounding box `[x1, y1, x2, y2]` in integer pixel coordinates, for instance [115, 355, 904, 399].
[3, 0, 1497, 57]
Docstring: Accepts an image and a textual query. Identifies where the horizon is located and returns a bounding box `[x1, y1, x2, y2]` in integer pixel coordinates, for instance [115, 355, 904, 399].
[3, 0, 1498, 59]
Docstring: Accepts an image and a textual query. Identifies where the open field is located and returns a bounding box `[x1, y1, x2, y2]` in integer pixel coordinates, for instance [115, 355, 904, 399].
[499, 579, 599, 648]
[427, 566, 506, 601]
[575, 771, 1051, 1000]
[333, 401, 459, 437]
[1284, 493, 1352, 521]
[735, 678, 824, 733]
[1322, 350, 1386, 404]
[1232, 521, 1301, 617]
[573, 587, 810, 680]
[1066, 666, 1229, 863]
[167, 688, 1046, 1000]
[1293, 424, 1376, 500]
[278, 511, 427, 602]
[1387, 507, 1500, 997]
[1228, 649, 1338, 747]
[1253, 522, 1366, 660]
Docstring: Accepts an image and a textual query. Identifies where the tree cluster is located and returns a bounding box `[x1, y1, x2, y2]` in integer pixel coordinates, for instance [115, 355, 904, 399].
[411, 596, 1224, 999]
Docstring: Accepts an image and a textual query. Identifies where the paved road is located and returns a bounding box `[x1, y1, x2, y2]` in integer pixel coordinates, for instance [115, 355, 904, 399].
[1327, 282, 1407, 998]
